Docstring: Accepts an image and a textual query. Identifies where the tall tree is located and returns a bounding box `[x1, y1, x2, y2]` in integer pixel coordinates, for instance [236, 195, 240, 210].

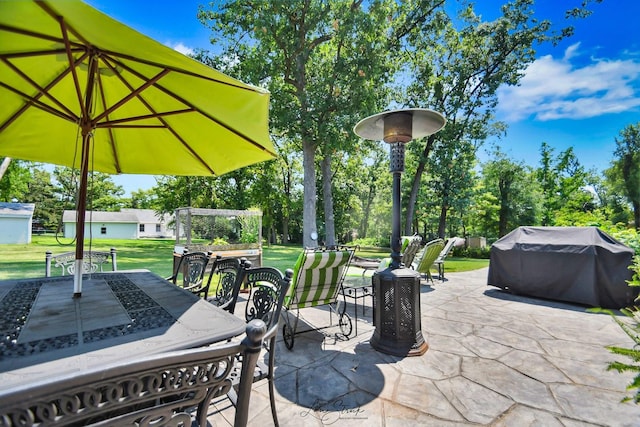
[401, 0, 597, 236]
[481, 149, 539, 237]
[129, 189, 160, 210]
[0, 157, 11, 181]
[610, 122, 640, 230]
[52, 167, 125, 212]
[0, 158, 29, 202]
[536, 142, 592, 225]
[24, 167, 57, 230]
[198, 0, 394, 247]
[427, 139, 476, 238]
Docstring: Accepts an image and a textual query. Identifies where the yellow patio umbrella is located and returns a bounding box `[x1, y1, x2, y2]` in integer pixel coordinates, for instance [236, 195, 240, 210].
[0, 0, 276, 296]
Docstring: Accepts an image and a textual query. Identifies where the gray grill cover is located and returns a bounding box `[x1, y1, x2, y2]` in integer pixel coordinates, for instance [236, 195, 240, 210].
[487, 226, 636, 308]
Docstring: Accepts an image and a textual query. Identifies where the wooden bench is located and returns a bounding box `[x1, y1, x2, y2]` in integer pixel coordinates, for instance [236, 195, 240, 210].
[45, 248, 117, 277]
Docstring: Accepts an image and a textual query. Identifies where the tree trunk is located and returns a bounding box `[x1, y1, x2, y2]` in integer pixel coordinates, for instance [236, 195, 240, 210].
[0, 157, 11, 181]
[498, 178, 510, 237]
[302, 139, 318, 248]
[321, 156, 336, 247]
[437, 201, 448, 238]
[405, 135, 436, 235]
[634, 200, 640, 231]
[281, 164, 292, 244]
[282, 216, 289, 244]
[360, 182, 375, 238]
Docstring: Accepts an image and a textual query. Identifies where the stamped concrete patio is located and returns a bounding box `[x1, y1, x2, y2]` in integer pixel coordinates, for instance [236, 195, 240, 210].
[208, 267, 640, 426]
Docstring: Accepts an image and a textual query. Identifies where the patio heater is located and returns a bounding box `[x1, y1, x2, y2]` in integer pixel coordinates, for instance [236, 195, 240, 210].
[354, 108, 445, 356]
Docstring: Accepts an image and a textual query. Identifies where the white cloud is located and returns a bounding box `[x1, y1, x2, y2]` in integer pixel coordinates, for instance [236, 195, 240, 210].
[497, 43, 640, 121]
[169, 42, 195, 56]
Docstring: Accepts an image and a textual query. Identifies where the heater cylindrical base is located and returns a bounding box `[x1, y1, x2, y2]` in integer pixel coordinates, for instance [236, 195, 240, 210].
[370, 267, 428, 357]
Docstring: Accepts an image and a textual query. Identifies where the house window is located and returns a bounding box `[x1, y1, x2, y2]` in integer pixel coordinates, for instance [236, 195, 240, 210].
[139, 224, 145, 232]
[156, 224, 161, 232]
[101, 226, 107, 234]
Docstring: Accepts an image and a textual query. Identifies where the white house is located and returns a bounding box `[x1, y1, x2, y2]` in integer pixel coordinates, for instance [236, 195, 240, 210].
[62, 209, 174, 240]
[0, 202, 35, 244]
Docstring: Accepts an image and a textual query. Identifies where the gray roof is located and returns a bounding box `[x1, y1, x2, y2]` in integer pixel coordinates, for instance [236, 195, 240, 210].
[0, 202, 35, 218]
[63, 210, 139, 223]
[62, 209, 171, 224]
[121, 208, 169, 223]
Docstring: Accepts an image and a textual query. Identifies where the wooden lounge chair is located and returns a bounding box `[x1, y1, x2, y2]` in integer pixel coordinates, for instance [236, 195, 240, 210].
[281, 246, 354, 350]
[0, 320, 267, 427]
[414, 238, 445, 283]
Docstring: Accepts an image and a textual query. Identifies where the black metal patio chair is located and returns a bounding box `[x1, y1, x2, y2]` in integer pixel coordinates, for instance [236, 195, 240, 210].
[0, 319, 267, 427]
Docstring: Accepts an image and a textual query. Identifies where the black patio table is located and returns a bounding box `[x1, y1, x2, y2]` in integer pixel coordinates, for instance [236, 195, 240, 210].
[0, 270, 246, 388]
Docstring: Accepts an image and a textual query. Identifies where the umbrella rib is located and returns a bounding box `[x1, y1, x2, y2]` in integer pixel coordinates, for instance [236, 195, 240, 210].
[103, 49, 266, 95]
[21, 4, 264, 95]
[101, 58, 218, 174]
[95, 109, 196, 127]
[37, 2, 93, 48]
[58, 15, 87, 120]
[105, 55, 277, 158]
[95, 71, 122, 174]
[0, 82, 76, 126]
[94, 57, 218, 175]
[0, 47, 85, 60]
[0, 23, 86, 51]
[92, 69, 170, 124]
[0, 47, 92, 132]
[0, 56, 81, 120]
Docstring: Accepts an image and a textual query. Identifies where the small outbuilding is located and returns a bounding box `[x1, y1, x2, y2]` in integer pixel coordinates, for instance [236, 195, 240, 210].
[487, 226, 637, 309]
[0, 202, 35, 244]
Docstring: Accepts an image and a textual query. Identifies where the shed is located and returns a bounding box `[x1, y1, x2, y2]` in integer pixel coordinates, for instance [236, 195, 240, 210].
[487, 226, 637, 309]
[0, 202, 35, 244]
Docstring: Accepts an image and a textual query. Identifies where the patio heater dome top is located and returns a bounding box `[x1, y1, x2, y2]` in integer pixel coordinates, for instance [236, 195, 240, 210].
[353, 108, 446, 143]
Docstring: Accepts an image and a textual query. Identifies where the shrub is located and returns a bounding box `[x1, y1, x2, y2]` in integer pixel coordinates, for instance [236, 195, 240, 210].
[593, 255, 640, 404]
[211, 237, 229, 246]
[348, 237, 389, 248]
[452, 246, 491, 259]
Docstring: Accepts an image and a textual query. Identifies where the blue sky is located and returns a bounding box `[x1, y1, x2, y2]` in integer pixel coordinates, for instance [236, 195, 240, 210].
[84, 0, 640, 195]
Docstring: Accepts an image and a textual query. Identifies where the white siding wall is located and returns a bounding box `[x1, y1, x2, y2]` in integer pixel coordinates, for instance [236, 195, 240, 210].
[138, 222, 174, 238]
[64, 222, 137, 239]
[0, 217, 31, 244]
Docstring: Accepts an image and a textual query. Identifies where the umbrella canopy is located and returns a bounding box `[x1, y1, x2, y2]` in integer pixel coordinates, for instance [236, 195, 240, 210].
[0, 0, 276, 296]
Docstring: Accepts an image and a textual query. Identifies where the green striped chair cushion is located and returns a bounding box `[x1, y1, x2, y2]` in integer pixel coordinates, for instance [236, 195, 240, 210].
[377, 235, 423, 270]
[286, 249, 353, 309]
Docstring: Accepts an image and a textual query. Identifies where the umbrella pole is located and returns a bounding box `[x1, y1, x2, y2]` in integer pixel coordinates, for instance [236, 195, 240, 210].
[73, 129, 91, 298]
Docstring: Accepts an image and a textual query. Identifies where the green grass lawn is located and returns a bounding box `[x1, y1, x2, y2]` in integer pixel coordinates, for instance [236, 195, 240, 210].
[0, 236, 489, 280]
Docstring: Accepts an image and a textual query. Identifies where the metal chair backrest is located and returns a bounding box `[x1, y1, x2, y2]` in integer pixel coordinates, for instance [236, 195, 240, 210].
[208, 255, 246, 314]
[0, 319, 267, 427]
[243, 266, 293, 331]
[169, 250, 211, 297]
[45, 248, 117, 277]
[231, 266, 292, 426]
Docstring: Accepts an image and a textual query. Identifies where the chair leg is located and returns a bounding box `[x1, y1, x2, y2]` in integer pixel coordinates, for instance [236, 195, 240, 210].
[426, 271, 434, 284]
[267, 337, 279, 427]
